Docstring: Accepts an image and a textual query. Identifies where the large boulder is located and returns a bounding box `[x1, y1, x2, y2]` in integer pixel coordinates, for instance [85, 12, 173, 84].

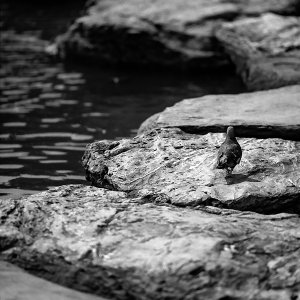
[57, 0, 300, 69]
[0, 261, 105, 300]
[216, 13, 300, 90]
[82, 128, 300, 214]
[1, 185, 300, 300]
[138, 85, 300, 140]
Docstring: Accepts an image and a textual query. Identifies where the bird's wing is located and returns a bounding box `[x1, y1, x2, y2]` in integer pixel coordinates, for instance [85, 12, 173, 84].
[232, 144, 242, 164]
[217, 143, 225, 161]
[217, 143, 228, 167]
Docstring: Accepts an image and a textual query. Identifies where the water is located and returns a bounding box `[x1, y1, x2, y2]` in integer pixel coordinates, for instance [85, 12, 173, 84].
[0, 1, 245, 199]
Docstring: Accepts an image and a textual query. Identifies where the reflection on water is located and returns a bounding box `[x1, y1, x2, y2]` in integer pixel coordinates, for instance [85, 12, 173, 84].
[0, 1, 245, 199]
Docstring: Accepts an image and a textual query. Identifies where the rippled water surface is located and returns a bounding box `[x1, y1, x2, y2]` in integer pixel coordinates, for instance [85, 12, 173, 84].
[0, 1, 245, 199]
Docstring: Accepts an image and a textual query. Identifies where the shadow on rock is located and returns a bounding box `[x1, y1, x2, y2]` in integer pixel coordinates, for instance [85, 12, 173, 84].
[225, 173, 260, 185]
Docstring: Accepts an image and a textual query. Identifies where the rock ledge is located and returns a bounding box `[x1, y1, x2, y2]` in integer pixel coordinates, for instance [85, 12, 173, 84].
[216, 13, 300, 90]
[83, 128, 300, 214]
[138, 85, 300, 140]
[1, 185, 300, 300]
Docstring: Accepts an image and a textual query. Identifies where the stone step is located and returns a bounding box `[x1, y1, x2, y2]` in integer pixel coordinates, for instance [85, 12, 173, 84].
[1, 185, 299, 300]
[83, 128, 300, 214]
[138, 85, 300, 141]
[216, 13, 300, 90]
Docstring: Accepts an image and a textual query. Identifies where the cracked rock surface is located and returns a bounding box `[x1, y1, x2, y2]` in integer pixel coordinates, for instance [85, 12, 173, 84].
[1, 184, 300, 300]
[57, 0, 300, 69]
[82, 128, 300, 214]
[216, 13, 300, 90]
[138, 85, 300, 140]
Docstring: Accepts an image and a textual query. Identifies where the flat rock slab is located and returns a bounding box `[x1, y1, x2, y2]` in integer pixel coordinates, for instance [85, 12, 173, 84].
[216, 13, 300, 90]
[1, 185, 300, 300]
[57, 0, 299, 69]
[138, 85, 300, 140]
[0, 261, 106, 300]
[82, 128, 300, 213]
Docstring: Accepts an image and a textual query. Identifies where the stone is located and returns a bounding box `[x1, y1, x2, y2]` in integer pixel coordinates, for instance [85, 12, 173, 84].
[138, 85, 300, 140]
[1, 185, 300, 300]
[56, 0, 300, 69]
[82, 128, 300, 214]
[216, 13, 300, 90]
[0, 261, 106, 300]
[138, 112, 161, 134]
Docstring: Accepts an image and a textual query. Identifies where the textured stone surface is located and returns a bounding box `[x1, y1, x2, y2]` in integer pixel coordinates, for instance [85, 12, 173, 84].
[0, 261, 105, 300]
[216, 13, 300, 90]
[1, 185, 300, 300]
[57, 0, 300, 69]
[82, 128, 300, 213]
[138, 85, 300, 140]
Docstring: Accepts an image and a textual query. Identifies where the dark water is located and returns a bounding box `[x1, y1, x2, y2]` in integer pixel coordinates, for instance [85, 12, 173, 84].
[0, 1, 245, 199]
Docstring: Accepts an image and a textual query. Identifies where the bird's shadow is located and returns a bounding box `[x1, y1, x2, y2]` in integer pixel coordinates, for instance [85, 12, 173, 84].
[225, 173, 260, 185]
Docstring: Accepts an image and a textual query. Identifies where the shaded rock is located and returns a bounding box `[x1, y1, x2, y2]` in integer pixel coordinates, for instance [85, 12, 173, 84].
[0, 261, 105, 300]
[82, 128, 300, 213]
[216, 13, 300, 90]
[57, 0, 300, 69]
[1, 185, 300, 300]
[138, 85, 300, 140]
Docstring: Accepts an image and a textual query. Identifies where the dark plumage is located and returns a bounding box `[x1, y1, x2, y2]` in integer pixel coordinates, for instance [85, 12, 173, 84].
[216, 126, 242, 176]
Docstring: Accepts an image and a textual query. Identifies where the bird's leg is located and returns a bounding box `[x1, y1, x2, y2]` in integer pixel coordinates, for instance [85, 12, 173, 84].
[226, 168, 233, 177]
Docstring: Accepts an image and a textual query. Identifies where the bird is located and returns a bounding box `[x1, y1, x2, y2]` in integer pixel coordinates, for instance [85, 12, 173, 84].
[216, 126, 242, 176]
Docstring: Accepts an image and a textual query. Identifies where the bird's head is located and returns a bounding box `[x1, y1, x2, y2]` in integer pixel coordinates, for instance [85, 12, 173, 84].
[226, 126, 235, 138]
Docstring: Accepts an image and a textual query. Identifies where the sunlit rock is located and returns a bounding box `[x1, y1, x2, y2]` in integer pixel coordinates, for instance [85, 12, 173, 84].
[1, 185, 300, 300]
[138, 85, 300, 140]
[82, 128, 300, 213]
[216, 13, 300, 90]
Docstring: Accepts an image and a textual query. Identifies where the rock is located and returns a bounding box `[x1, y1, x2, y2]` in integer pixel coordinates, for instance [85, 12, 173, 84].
[216, 13, 300, 90]
[0, 261, 106, 300]
[1, 184, 300, 300]
[82, 128, 300, 214]
[57, 0, 300, 69]
[138, 85, 300, 140]
[138, 112, 161, 134]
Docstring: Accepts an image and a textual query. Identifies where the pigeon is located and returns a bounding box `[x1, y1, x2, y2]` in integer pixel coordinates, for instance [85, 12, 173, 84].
[216, 126, 242, 176]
